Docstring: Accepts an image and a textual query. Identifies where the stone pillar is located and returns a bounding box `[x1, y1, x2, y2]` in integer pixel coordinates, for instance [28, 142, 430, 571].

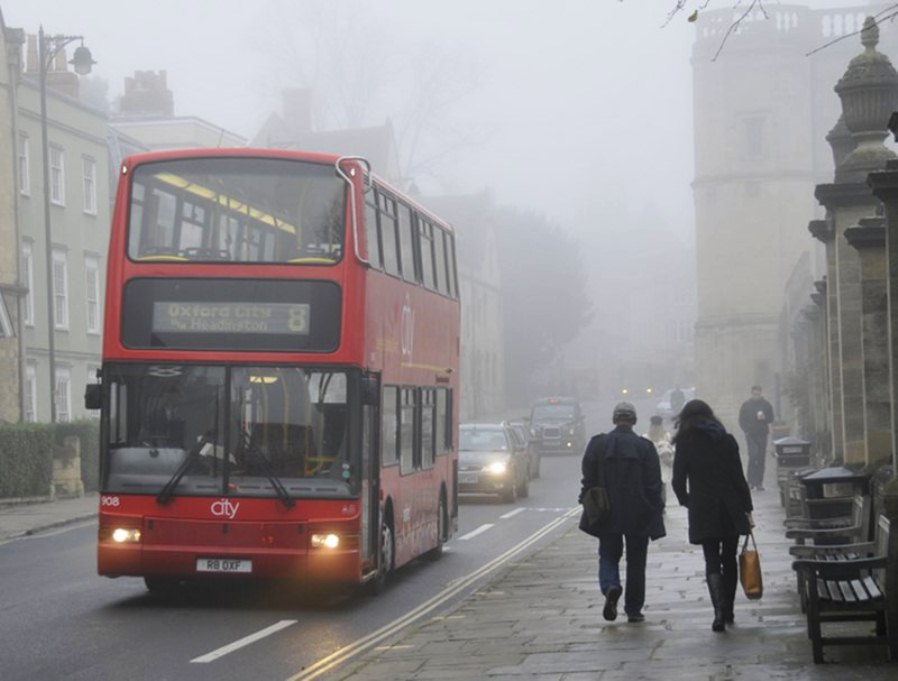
[868, 159, 898, 474]
[815, 188, 873, 464]
[809, 220, 843, 459]
[813, 17, 898, 465]
[845, 217, 892, 466]
[810, 279, 831, 463]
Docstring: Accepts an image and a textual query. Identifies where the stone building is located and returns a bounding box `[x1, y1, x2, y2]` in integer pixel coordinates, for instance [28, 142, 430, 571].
[0, 15, 21, 423]
[12, 29, 111, 423]
[110, 70, 245, 151]
[691, 4, 898, 434]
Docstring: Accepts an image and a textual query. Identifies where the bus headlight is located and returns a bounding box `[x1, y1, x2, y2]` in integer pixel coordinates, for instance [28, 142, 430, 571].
[111, 528, 142, 543]
[311, 533, 340, 549]
[485, 461, 507, 475]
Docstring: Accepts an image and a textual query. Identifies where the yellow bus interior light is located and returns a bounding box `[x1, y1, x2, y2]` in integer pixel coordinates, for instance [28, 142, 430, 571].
[111, 528, 142, 543]
[311, 533, 340, 549]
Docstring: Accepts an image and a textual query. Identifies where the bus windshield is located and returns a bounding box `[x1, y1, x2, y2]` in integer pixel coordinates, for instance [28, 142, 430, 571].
[103, 363, 356, 499]
[127, 157, 346, 264]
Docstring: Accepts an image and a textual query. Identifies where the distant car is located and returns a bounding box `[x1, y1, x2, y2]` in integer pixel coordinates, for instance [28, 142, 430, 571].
[655, 387, 695, 419]
[507, 420, 540, 479]
[458, 423, 530, 502]
[528, 396, 586, 456]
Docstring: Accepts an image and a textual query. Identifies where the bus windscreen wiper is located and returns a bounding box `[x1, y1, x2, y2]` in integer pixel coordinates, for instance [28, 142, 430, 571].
[240, 433, 295, 509]
[156, 432, 212, 505]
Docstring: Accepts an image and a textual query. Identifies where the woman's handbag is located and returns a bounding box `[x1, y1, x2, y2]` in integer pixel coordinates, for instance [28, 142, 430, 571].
[739, 532, 763, 600]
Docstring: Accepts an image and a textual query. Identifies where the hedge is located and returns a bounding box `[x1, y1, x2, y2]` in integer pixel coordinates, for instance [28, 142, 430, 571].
[0, 420, 100, 499]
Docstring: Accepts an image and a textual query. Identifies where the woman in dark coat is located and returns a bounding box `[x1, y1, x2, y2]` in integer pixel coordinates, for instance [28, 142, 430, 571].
[672, 399, 753, 632]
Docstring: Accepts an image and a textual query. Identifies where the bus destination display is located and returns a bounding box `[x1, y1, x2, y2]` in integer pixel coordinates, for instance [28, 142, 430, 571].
[152, 301, 310, 335]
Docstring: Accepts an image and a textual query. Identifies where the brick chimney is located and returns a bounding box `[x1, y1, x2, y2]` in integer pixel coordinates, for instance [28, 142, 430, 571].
[119, 70, 174, 117]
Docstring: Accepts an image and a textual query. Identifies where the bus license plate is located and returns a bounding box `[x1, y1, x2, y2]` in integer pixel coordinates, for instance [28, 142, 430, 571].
[196, 558, 252, 573]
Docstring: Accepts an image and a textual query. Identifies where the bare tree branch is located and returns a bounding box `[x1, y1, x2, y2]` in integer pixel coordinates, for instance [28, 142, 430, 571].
[711, 0, 770, 61]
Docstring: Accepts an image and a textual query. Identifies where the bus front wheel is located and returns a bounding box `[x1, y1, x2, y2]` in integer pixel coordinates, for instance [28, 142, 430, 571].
[366, 517, 394, 596]
[424, 494, 447, 561]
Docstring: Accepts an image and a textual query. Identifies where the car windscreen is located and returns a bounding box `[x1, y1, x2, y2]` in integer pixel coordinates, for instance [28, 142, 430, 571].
[459, 429, 508, 451]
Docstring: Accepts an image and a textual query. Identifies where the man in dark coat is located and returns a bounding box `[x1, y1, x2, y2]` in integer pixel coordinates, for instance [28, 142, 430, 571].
[579, 402, 665, 623]
[738, 385, 775, 491]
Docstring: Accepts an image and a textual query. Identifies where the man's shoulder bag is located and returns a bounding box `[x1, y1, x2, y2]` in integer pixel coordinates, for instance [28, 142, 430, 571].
[580, 435, 611, 537]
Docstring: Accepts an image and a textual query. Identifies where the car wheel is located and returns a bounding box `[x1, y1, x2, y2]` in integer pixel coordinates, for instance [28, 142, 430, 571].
[533, 454, 541, 479]
[501, 478, 517, 503]
[519, 471, 529, 499]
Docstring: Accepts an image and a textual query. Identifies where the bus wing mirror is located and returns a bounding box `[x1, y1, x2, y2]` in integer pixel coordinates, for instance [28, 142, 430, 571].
[84, 384, 101, 410]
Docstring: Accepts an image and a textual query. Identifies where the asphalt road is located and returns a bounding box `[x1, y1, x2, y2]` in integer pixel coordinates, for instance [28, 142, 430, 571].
[0, 430, 608, 681]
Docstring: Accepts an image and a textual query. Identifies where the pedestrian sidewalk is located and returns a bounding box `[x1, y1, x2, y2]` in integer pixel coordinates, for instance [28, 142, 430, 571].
[329, 488, 894, 681]
[0, 493, 98, 542]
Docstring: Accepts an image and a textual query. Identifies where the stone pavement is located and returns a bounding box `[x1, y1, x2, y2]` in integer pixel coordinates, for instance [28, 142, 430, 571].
[328, 487, 895, 681]
[0, 493, 98, 542]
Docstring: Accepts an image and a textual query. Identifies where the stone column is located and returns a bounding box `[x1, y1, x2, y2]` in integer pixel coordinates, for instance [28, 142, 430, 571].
[868, 160, 898, 473]
[808, 220, 843, 459]
[845, 217, 892, 466]
[813, 17, 898, 465]
[814, 188, 873, 465]
[810, 280, 831, 462]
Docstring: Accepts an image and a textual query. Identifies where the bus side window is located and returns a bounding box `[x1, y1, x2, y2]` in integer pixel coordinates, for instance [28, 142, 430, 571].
[381, 386, 399, 465]
[433, 228, 449, 296]
[445, 233, 459, 299]
[379, 192, 400, 277]
[421, 388, 435, 468]
[364, 198, 381, 268]
[397, 203, 418, 283]
[419, 220, 436, 291]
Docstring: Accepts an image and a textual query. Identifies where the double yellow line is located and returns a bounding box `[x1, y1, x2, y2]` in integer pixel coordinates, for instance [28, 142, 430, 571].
[285, 507, 579, 681]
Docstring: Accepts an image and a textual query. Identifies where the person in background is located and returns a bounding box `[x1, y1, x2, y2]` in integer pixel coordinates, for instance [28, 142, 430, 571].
[738, 385, 775, 491]
[579, 402, 666, 624]
[644, 415, 673, 506]
[672, 399, 754, 633]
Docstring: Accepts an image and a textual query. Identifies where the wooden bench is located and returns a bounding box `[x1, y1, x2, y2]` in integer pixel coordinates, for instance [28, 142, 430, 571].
[791, 514, 897, 663]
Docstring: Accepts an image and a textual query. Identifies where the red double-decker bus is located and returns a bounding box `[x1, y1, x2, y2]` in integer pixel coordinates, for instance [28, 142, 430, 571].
[87, 148, 459, 594]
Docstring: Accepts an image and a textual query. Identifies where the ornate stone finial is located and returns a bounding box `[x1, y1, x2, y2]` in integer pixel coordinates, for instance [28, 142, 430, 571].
[834, 16, 898, 182]
[861, 16, 879, 51]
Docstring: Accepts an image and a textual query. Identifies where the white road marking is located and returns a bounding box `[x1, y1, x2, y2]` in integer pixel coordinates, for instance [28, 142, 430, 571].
[456, 523, 494, 540]
[286, 507, 579, 681]
[191, 620, 297, 663]
[499, 508, 525, 519]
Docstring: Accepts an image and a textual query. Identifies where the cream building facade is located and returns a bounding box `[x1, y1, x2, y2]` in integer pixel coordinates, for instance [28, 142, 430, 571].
[691, 4, 898, 431]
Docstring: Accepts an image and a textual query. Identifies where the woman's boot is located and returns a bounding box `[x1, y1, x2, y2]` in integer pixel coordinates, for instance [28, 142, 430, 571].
[707, 573, 725, 632]
[722, 570, 737, 624]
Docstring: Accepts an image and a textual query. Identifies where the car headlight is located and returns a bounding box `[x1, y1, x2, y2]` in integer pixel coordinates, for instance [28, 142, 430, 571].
[485, 461, 508, 475]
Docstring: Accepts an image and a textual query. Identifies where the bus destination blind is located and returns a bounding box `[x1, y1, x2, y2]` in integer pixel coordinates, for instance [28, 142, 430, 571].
[152, 302, 311, 335]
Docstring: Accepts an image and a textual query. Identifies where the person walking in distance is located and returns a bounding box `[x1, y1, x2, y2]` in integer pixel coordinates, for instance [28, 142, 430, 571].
[578, 402, 666, 623]
[738, 385, 775, 491]
[672, 399, 754, 633]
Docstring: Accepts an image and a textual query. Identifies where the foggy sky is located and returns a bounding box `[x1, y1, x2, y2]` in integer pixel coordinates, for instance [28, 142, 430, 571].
[2, 0, 706, 240]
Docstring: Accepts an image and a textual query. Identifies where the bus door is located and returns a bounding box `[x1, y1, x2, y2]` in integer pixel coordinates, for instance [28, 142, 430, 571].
[360, 373, 380, 564]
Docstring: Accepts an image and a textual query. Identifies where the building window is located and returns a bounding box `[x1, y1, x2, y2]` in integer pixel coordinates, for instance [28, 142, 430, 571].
[0, 291, 12, 338]
[52, 250, 69, 330]
[24, 364, 37, 422]
[50, 145, 65, 205]
[82, 156, 97, 215]
[55, 366, 71, 422]
[18, 133, 30, 196]
[85, 256, 101, 334]
[21, 243, 34, 327]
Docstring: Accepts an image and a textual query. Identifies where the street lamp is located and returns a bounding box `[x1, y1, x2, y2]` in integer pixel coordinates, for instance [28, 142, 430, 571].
[37, 26, 95, 422]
